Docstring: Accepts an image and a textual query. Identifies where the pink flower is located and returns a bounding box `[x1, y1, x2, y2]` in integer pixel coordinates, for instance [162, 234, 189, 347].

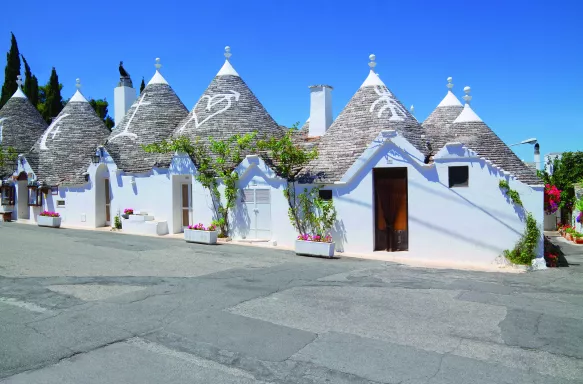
[40, 211, 60, 218]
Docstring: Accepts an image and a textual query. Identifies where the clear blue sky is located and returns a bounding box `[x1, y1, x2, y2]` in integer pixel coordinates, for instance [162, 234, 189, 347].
[2, 0, 581, 162]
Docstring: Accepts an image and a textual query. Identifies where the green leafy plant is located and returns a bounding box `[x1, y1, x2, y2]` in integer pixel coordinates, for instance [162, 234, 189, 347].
[295, 187, 337, 237]
[499, 180, 523, 207]
[114, 213, 122, 230]
[503, 212, 540, 265]
[0, 145, 18, 168]
[538, 151, 583, 211]
[143, 133, 256, 237]
[257, 125, 318, 234]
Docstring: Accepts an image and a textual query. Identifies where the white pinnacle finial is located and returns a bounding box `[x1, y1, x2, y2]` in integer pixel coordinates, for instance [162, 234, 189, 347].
[155, 58, 162, 71]
[75, 78, 81, 90]
[447, 77, 454, 91]
[410, 105, 415, 115]
[224, 46, 232, 61]
[16, 75, 23, 89]
[368, 54, 376, 72]
[463, 86, 472, 104]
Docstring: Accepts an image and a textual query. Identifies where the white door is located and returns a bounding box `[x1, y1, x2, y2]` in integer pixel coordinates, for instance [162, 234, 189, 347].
[243, 188, 271, 240]
[104, 179, 111, 225]
[181, 183, 192, 229]
[17, 180, 29, 220]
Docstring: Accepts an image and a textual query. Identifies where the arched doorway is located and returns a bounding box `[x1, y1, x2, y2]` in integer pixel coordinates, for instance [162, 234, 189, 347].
[16, 172, 29, 220]
[94, 164, 111, 227]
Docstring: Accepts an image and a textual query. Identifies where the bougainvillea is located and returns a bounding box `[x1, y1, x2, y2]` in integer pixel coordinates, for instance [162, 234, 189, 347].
[123, 208, 134, 215]
[544, 184, 561, 214]
[39, 211, 60, 217]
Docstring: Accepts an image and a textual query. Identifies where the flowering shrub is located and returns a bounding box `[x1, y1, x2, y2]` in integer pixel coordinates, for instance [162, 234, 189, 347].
[123, 208, 134, 215]
[188, 223, 217, 231]
[39, 211, 60, 217]
[545, 252, 558, 267]
[297, 233, 333, 243]
[544, 184, 561, 214]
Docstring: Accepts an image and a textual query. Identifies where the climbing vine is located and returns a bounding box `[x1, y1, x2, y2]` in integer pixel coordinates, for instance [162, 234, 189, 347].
[503, 212, 540, 265]
[143, 133, 256, 237]
[499, 180, 540, 265]
[499, 180, 523, 207]
[257, 126, 318, 235]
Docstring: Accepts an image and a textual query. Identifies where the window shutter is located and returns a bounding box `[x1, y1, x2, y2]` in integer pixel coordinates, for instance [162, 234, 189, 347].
[255, 189, 270, 204]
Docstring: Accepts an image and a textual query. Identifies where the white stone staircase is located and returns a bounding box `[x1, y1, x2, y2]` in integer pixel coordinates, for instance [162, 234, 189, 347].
[122, 211, 168, 236]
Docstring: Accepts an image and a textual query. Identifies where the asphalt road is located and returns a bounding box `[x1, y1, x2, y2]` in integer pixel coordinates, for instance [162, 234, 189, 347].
[0, 223, 582, 383]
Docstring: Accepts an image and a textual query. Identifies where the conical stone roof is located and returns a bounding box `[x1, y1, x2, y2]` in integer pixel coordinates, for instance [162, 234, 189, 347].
[422, 78, 463, 148]
[106, 60, 188, 173]
[0, 86, 47, 177]
[174, 48, 283, 149]
[304, 55, 426, 182]
[444, 92, 540, 186]
[28, 84, 109, 186]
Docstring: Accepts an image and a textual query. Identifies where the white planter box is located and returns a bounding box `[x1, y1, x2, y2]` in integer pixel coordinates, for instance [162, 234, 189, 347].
[37, 216, 61, 228]
[295, 240, 335, 258]
[184, 229, 218, 245]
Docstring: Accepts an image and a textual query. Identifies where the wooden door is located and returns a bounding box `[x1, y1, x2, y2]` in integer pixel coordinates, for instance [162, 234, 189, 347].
[374, 168, 408, 252]
[181, 184, 191, 228]
[104, 179, 111, 224]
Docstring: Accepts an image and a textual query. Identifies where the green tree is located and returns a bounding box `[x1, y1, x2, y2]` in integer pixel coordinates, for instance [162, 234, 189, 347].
[89, 98, 114, 131]
[0, 145, 17, 168]
[538, 151, 583, 210]
[139, 77, 145, 94]
[21, 55, 39, 106]
[42, 68, 63, 123]
[257, 124, 318, 234]
[0, 33, 21, 108]
[143, 133, 256, 237]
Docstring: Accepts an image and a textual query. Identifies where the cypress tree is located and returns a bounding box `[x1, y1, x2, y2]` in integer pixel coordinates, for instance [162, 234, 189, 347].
[21, 55, 39, 106]
[0, 33, 21, 108]
[30, 75, 39, 107]
[43, 67, 63, 123]
[139, 77, 145, 94]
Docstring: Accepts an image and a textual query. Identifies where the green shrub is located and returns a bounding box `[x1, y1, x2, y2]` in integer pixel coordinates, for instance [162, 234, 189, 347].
[503, 213, 540, 265]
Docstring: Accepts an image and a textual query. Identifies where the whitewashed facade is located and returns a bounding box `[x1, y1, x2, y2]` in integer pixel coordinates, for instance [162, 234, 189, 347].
[0, 49, 545, 266]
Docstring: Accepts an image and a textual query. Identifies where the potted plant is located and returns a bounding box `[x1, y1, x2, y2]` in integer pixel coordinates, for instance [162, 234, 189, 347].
[296, 233, 335, 258]
[565, 227, 575, 241]
[293, 187, 337, 258]
[573, 232, 583, 244]
[122, 208, 133, 219]
[184, 223, 218, 245]
[38, 211, 61, 228]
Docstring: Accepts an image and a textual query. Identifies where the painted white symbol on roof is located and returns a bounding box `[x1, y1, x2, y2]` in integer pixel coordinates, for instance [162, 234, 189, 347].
[370, 86, 406, 121]
[0, 117, 6, 143]
[40, 114, 71, 150]
[110, 93, 151, 141]
[178, 90, 240, 133]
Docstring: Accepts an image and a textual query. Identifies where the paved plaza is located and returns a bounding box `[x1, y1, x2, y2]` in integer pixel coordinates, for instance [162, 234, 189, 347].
[0, 223, 582, 383]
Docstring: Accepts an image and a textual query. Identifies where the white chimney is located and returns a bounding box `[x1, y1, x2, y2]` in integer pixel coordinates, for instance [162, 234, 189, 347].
[114, 77, 136, 129]
[534, 143, 541, 170]
[308, 85, 333, 137]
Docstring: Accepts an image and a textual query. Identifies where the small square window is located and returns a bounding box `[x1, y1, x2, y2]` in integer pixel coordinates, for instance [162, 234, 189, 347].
[319, 190, 333, 200]
[56, 200, 66, 207]
[448, 166, 469, 188]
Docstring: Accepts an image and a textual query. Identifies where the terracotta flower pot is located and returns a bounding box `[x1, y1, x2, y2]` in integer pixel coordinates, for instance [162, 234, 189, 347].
[566, 233, 573, 241]
[575, 237, 583, 244]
